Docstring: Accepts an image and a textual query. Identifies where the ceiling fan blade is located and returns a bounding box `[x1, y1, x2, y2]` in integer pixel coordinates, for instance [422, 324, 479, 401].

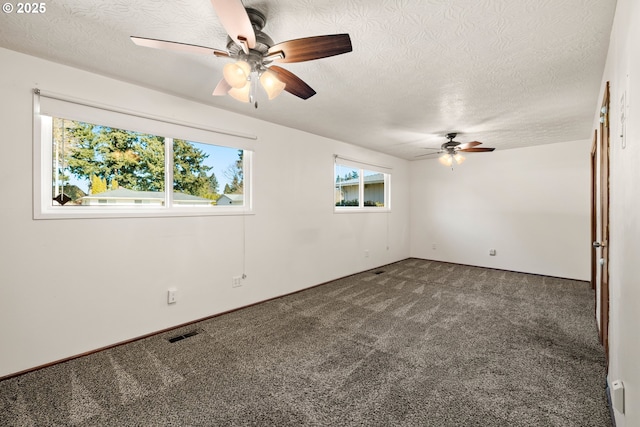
[415, 151, 443, 158]
[268, 34, 352, 63]
[269, 66, 316, 99]
[457, 141, 482, 150]
[414, 147, 442, 157]
[131, 36, 229, 57]
[459, 147, 496, 152]
[210, 0, 256, 50]
[212, 79, 232, 96]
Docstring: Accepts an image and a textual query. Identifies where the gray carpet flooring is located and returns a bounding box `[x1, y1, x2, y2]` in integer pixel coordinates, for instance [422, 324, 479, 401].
[0, 258, 611, 426]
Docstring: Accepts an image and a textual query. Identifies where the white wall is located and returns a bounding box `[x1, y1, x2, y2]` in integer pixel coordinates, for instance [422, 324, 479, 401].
[595, 0, 640, 425]
[410, 140, 591, 280]
[0, 47, 410, 378]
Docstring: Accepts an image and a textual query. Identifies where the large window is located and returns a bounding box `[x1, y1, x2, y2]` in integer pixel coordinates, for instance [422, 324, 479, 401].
[35, 91, 253, 218]
[334, 157, 390, 211]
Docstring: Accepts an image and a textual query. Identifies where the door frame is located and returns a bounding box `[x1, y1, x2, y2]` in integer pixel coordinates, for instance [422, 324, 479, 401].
[598, 81, 611, 359]
[590, 130, 597, 294]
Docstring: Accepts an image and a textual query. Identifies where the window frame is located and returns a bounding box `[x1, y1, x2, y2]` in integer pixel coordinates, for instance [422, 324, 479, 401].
[33, 91, 255, 219]
[333, 157, 391, 213]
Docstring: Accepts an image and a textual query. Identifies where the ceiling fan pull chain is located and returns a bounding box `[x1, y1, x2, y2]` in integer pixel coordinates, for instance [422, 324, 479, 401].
[249, 72, 258, 108]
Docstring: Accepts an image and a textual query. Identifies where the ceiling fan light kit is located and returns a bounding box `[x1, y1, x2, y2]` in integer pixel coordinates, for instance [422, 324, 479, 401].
[439, 153, 465, 167]
[222, 58, 286, 104]
[131, 0, 352, 107]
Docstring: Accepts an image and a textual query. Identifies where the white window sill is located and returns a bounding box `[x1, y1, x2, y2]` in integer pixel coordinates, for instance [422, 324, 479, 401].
[334, 208, 391, 214]
[34, 206, 254, 220]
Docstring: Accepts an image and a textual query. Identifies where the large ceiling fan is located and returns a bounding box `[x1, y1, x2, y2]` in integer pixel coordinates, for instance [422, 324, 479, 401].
[417, 133, 495, 167]
[131, 0, 352, 107]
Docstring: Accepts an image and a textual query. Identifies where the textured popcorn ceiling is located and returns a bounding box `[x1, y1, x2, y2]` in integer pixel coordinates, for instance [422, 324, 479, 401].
[0, 0, 616, 159]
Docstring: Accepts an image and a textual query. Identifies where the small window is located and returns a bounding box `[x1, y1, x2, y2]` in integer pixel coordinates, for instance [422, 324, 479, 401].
[334, 158, 390, 211]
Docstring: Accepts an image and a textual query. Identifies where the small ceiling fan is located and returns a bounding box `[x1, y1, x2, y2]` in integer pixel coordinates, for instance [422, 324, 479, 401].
[416, 133, 495, 167]
[130, 0, 352, 107]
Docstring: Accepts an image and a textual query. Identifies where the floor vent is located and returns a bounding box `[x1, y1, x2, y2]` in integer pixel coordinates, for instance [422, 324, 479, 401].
[168, 330, 200, 343]
[373, 270, 385, 275]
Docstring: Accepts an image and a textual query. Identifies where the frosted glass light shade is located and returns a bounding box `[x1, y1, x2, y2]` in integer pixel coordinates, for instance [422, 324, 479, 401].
[439, 154, 453, 166]
[454, 153, 465, 164]
[223, 61, 251, 89]
[228, 82, 251, 102]
[259, 69, 286, 100]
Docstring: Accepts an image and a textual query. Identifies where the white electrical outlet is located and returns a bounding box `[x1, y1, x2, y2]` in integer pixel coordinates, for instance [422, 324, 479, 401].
[432, 243, 437, 250]
[612, 380, 625, 414]
[167, 289, 177, 304]
[364, 250, 370, 258]
[232, 276, 243, 288]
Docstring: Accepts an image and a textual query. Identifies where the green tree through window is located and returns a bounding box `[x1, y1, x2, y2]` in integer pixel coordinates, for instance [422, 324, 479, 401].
[54, 118, 220, 202]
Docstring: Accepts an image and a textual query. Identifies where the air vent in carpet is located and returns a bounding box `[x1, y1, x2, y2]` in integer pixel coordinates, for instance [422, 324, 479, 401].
[168, 330, 200, 343]
[373, 270, 385, 275]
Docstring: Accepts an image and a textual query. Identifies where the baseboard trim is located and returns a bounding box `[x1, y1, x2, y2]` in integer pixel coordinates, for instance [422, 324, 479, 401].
[1, 258, 410, 382]
[0, 257, 587, 382]
[413, 257, 588, 283]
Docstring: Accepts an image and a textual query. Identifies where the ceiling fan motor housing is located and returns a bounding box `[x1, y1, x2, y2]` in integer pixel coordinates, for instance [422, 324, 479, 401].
[226, 8, 272, 55]
[225, 8, 276, 75]
[441, 132, 461, 151]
